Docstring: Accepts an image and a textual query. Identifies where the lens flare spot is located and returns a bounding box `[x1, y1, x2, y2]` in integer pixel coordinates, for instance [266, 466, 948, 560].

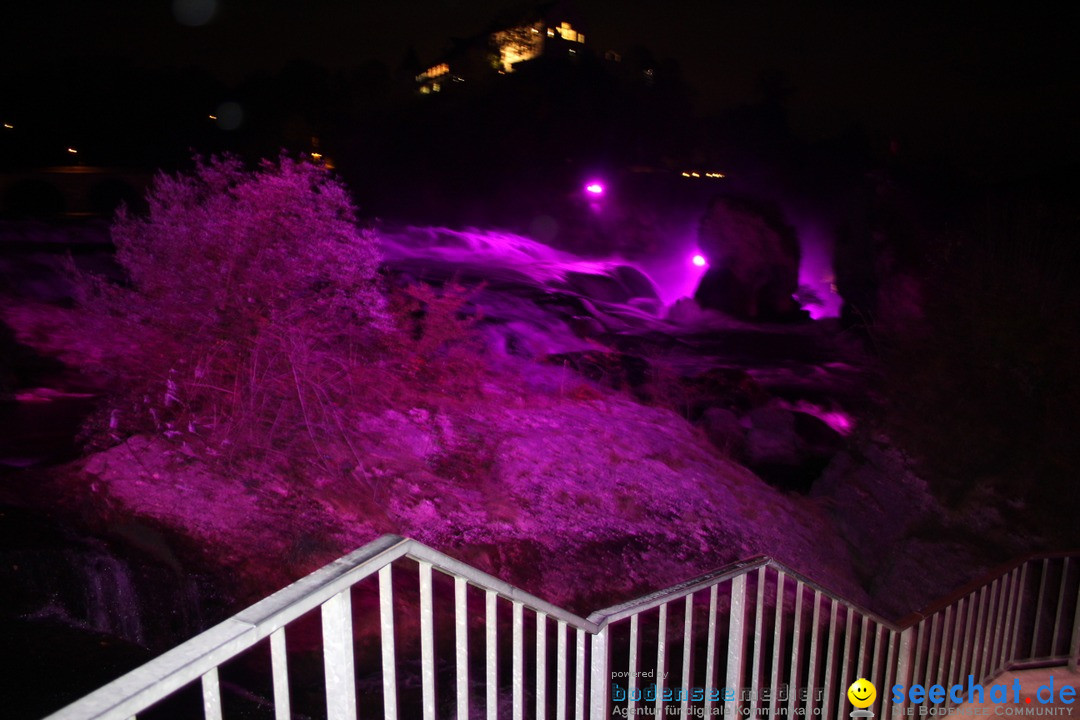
[585, 182, 604, 195]
[172, 0, 216, 26]
[691, 254, 707, 267]
[214, 102, 243, 131]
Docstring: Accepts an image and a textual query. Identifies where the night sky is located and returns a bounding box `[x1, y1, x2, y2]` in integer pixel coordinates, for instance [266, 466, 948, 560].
[2, 1, 1079, 179]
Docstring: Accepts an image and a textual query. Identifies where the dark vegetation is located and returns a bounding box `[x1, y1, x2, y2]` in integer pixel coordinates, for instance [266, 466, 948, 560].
[880, 184, 1080, 538]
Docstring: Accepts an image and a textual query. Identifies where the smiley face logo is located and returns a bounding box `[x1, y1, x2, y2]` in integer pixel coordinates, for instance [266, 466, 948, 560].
[848, 678, 876, 708]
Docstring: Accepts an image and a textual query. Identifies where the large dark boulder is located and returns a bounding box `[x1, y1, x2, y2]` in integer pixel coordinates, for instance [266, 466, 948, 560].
[833, 166, 928, 331]
[694, 195, 803, 321]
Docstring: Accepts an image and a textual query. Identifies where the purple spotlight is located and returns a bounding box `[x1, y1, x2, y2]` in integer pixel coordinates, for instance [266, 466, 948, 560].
[585, 182, 604, 195]
[692, 254, 707, 267]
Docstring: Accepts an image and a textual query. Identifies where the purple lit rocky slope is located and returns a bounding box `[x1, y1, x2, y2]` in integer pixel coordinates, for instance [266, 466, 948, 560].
[0, 167, 1040, 630]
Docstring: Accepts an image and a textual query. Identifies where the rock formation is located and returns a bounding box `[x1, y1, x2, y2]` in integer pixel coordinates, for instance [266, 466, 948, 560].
[694, 195, 803, 321]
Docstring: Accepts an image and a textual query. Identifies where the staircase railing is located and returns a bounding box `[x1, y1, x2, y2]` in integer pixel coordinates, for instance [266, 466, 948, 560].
[43, 536, 1080, 720]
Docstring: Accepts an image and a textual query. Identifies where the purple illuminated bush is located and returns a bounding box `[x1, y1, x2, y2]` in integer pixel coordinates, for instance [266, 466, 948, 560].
[75, 155, 392, 470]
[109, 154, 385, 336]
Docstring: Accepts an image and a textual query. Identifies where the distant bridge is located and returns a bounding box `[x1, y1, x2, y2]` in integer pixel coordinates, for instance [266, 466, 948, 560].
[0, 166, 152, 218]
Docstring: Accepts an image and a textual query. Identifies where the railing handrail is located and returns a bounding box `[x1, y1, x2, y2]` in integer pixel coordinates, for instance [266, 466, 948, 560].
[43, 534, 1080, 720]
[41, 535, 405, 720]
[894, 550, 1080, 628]
[589, 551, 1080, 633]
[403, 538, 599, 631]
[43, 534, 604, 720]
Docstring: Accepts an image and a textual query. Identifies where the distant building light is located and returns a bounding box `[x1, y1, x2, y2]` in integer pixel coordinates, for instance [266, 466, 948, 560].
[547, 28, 555, 37]
[67, 147, 78, 154]
[311, 152, 323, 160]
[691, 172, 700, 177]
[681, 172, 691, 178]
[418, 63, 449, 81]
[2, 123, 13, 129]
[555, 21, 584, 43]
[208, 114, 217, 120]
[493, 22, 544, 72]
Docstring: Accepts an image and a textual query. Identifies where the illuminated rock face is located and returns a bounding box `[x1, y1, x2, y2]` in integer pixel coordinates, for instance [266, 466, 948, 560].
[694, 196, 802, 322]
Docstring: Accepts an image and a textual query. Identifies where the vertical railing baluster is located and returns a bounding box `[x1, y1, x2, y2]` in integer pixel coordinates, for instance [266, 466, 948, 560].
[1069, 580, 1080, 673]
[821, 599, 838, 720]
[935, 608, 950, 690]
[749, 567, 766, 718]
[856, 615, 870, 680]
[768, 571, 785, 715]
[270, 627, 291, 720]
[322, 589, 358, 720]
[486, 590, 498, 720]
[513, 601, 524, 720]
[925, 614, 940, 689]
[628, 613, 640, 717]
[973, 586, 989, 680]
[704, 586, 719, 717]
[979, 580, 998, 680]
[872, 627, 887, 706]
[884, 629, 903, 720]
[575, 628, 586, 720]
[589, 626, 609, 720]
[836, 609, 855, 717]
[380, 566, 398, 720]
[1051, 558, 1071, 658]
[911, 619, 925, 696]
[960, 592, 977, 685]
[988, 578, 1005, 676]
[999, 569, 1018, 673]
[1010, 562, 1029, 663]
[868, 626, 885, 699]
[804, 590, 821, 717]
[727, 576, 747, 717]
[656, 602, 668, 717]
[947, 600, 964, 699]
[1030, 559, 1049, 659]
[420, 562, 436, 720]
[536, 612, 547, 720]
[870, 625, 884, 694]
[202, 668, 223, 720]
[454, 577, 469, 720]
[557, 620, 568, 720]
[786, 582, 803, 719]
[679, 593, 694, 718]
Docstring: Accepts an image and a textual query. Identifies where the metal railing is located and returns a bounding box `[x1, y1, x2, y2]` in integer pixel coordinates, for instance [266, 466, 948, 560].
[43, 536, 1080, 720]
